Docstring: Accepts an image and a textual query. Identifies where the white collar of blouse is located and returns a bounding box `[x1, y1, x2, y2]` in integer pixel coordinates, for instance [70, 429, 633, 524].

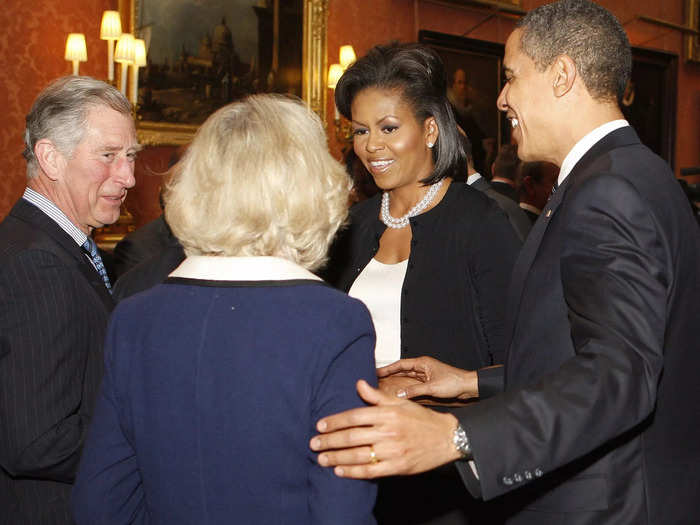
[169, 256, 322, 282]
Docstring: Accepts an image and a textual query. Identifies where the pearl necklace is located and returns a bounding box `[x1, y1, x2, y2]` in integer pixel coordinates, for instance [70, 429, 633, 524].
[380, 179, 444, 229]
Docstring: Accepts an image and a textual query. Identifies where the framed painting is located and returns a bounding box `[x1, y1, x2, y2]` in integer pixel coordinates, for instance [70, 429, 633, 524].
[419, 30, 508, 177]
[622, 47, 677, 169]
[122, 0, 328, 145]
[431, 0, 524, 16]
[687, 0, 700, 62]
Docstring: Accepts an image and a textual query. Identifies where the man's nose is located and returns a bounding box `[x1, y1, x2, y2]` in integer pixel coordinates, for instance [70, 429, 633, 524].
[113, 157, 136, 189]
[497, 85, 508, 112]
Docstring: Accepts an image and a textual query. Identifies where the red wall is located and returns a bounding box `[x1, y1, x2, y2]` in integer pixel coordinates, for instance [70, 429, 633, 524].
[0, 0, 116, 219]
[326, 0, 700, 179]
[2, 0, 699, 222]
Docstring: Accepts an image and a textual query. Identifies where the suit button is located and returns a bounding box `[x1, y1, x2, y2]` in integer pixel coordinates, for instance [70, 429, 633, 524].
[513, 473, 523, 483]
[524, 470, 533, 480]
[502, 476, 513, 486]
[534, 468, 543, 478]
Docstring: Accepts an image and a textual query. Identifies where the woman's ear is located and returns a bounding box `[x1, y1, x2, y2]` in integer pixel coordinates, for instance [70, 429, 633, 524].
[424, 117, 439, 148]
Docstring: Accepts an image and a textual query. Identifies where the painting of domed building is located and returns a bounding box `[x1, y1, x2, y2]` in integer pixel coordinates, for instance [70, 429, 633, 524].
[135, 0, 303, 125]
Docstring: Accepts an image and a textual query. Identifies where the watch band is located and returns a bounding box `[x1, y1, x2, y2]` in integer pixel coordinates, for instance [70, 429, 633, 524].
[453, 424, 472, 460]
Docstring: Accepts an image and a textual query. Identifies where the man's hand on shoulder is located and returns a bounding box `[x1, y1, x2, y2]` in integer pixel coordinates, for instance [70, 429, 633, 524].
[310, 379, 462, 479]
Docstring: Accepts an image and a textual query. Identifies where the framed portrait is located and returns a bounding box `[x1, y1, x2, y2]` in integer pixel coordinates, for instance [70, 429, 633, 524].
[623, 48, 678, 169]
[686, 0, 700, 62]
[123, 0, 328, 145]
[419, 30, 508, 176]
[432, 0, 524, 15]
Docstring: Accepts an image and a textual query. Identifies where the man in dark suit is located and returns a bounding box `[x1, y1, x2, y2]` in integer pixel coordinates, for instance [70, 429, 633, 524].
[310, 1, 700, 524]
[464, 135, 532, 241]
[517, 161, 558, 223]
[0, 76, 138, 524]
[489, 144, 520, 202]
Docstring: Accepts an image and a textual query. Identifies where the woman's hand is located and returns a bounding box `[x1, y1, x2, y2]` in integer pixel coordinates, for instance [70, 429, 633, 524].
[377, 375, 423, 398]
[377, 356, 479, 401]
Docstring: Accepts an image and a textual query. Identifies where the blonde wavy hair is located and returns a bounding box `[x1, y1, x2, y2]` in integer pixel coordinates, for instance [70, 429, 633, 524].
[164, 94, 350, 270]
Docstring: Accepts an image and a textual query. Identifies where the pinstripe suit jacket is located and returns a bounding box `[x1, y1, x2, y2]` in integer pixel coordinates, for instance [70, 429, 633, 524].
[0, 198, 114, 525]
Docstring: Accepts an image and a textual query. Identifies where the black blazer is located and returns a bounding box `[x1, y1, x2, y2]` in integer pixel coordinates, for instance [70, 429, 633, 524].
[470, 176, 532, 241]
[0, 199, 114, 525]
[112, 214, 178, 279]
[328, 181, 521, 374]
[455, 127, 700, 524]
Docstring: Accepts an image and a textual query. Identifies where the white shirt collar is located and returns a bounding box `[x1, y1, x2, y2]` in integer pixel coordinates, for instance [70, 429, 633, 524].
[466, 172, 482, 185]
[22, 187, 87, 246]
[519, 202, 541, 215]
[558, 120, 629, 186]
[169, 256, 323, 282]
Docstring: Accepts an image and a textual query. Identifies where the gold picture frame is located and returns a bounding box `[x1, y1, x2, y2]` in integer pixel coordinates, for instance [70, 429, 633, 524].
[122, 0, 328, 146]
[687, 0, 700, 62]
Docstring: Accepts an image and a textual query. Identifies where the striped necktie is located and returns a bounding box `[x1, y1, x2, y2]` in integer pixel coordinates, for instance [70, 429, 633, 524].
[82, 237, 112, 292]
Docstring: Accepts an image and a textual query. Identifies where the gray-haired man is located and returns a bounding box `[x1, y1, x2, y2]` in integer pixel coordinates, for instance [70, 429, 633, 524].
[0, 76, 139, 524]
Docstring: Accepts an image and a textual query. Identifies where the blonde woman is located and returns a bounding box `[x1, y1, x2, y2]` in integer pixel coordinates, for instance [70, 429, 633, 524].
[72, 95, 377, 525]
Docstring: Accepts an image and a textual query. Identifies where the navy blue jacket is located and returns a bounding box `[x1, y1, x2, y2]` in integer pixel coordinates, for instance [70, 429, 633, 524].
[72, 259, 377, 524]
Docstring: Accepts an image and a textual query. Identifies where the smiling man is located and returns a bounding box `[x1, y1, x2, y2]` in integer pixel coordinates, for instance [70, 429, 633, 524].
[0, 76, 138, 524]
[310, 1, 700, 524]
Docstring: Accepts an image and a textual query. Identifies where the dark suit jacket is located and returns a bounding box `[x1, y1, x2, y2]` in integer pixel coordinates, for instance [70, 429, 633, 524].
[455, 127, 700, 524]
[520, 207, 539, 224]
[113, 244, 185, 302]
[470, 176, 532, 241]
[112, 215, 176, 279]
[489, 180, 519, 203]
[0, 199, 114, 525]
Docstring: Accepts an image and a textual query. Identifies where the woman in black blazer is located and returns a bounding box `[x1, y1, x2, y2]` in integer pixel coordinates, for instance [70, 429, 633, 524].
[325, 43, 521, 524]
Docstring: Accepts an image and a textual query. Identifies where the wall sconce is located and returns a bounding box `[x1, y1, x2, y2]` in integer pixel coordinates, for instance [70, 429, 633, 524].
[327, 63, 344, 117]
[100, 10, 122, 82]
[65, 33, 87, 75]
[131, 39, 147, 107]
[114, 33, 135, 96]
[328, 45, 356, 142]
[339, 45, 357, 70]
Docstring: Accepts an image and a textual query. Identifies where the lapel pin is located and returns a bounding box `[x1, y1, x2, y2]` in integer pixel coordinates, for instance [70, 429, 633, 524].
[546, 209, 552, 218]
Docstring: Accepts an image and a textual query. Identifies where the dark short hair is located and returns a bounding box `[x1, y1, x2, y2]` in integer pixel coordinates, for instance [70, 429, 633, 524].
[520, 161, 557, 184]
[458, 131, 473, 166]
[517, 0, 631, 102]
[335, 42, 466, 184]
[493, 144, 520, 181]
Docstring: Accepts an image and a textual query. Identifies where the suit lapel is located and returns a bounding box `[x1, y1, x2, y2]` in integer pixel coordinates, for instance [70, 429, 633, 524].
[504, 127, 642, 352]
[11, 199, 115, 310]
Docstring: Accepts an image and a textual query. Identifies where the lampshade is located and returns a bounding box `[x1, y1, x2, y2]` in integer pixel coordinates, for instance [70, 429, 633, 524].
[65, 33, 87, 62]
[133, 39, 147, 67]
[327, 63, 344, 89]
[339, 45, 356, 69]
[100, 10, 122, 40]
[114, 33, 135, 64]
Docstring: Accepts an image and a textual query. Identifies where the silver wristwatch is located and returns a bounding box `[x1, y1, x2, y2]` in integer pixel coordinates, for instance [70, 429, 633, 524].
[453, 424, 472, 460]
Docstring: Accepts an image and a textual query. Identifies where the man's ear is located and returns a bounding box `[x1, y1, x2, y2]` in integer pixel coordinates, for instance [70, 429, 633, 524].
[552, 54, 576, 98]
[34, 139, 65, 181]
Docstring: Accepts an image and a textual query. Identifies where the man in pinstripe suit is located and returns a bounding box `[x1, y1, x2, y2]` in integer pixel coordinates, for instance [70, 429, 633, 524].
[0, 76, 139, 524]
